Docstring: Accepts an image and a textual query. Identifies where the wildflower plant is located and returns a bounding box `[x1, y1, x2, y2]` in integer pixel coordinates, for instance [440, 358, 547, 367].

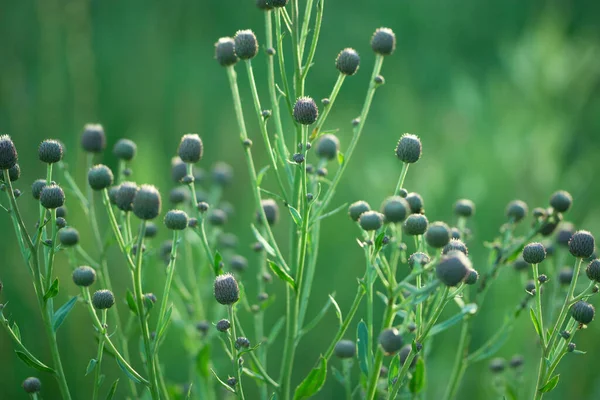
[0, 1, 598, 400]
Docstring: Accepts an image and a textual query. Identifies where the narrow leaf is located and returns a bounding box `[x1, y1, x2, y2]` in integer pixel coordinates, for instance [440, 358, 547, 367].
[331, 366, 345, 385]
[329, 295, 343, 327]
[337, 151, 344, 166]
[52, 296, 78, 332]
[300, 298, 332, 338]
[256, 165, 271, 186]
[210, 369, 236, 393]
[268, 260, 296, 291]
[529, 308, 542, 339]
[86, 359, 98, 376]
[409, 358, 426, 393]
[116, 358, 142, 384]
[540, 375, 560, 393]
[288, 206, 303, 227]
[429, 304, 477, 337]
[43, 278, 59, 301]
[251, 224, 276, 257]
[293, 356, 327, 400]
[12, 321, 21, 342]
[387, 355, 400, 391]
[314, 202, 348, 223]
[357, 321, 369, 376]
[213, 250, 223, 275]
[105, 379, 119, 400]
[126, 290, 138, 315]
[15, 351, 55, 373]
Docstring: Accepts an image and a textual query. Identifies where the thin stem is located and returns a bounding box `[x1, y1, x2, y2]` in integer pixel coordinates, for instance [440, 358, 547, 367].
[365, 296, 396, 400]
[92, 309, 107, 400]
[532, 263, 546, 349]
[154, 230, 180, 352]
[311, 73, 346, 140]
[229, 305, 246, 400]
[300, 0, 324, 81]
[100, 189, 136, 270]
[342, 359, 352, 400]
[442, 319, 470, 400]
[274, 8, 294, 118]
[185, 163, 215, 269]
[394, 163, 410, 195]
[323, 283, 366, 360]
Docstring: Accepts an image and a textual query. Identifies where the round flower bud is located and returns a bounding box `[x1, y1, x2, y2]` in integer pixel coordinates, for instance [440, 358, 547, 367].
[293, 97, 318, 125]
[256, 0, 273, 10]
[408, 252, 430, 270]
[230, 255, 248, 273]
[133, 185, 162, 220]
[81, 124, 106, 153]
[571, 300, 595, 325]
[370, 27, 396, 56]
[359, 211, 384, 231]
[92, 289, 115, 310]
[113, 139, 137, 161]
[381, 196, 410, 223]
[214, 274, 240, 305]
[334, 340, 356, 359]
[403, 214, 429, 236]
[234, 29, 258, 60]
[425, 221, 451, 248]
[32, 179, 46, 199]
[178, 134, 203, 164]
[513, 256, 530, 272]
[258, 199, 279, 226]
[145, 222, 158, 238]
[59, 227, 79, 247]
[335, 48, 360, 76]
[533, 208, 547, 219]
[436, 251, 472, 286]
[315, 134, 340, 161]
[506, 200, 528, 223]
[522, 242, 546, 264]
[40, 184, 65, 209]
[116, 182, 138, 212]
[171, 157, 188, 183]
[88, 164, 114, 191]
[489, 358, 506, 373]
[443, 239, 468, 256]
[538, 211, 562, 237]
[454, 199, 475, 218]
[465, 269, 479, 285]
[72, 266, 96, 287]
[378, 328, 403, 355]
[395, 134, 422, 164]
[399, 345, 417, 368]
[169, 187, 190, 205]
[525, 280, 536, 294]
[22, 377, 41, 394]
[556, 223, 574, 247]
[405, 192, 424, 214]
[550, 190, 572, 213]
[7, 163, 20, 181]
[216, 319, 231, 332]
[212, 162, 233, 186]
[164, 210, 189, 230]
[451, 227, 461, 240]
[569, 230, 595, 258]
[195, 321, 210, 335]
[558, 267, 573, 285]
[38, 139, 63, 164]
[215, 37, 238, 66]
[56, 206, 67, 219]
[509, 355, 524, 369]
[208, 209, 228, 226]
[0, 135, 18, 170]
[349, 200, 370, 222]
[586, 259, 600, 282]
[235, 337, 250, 349]
[271, 0, 288, 7]
[56, 217, 67, 229]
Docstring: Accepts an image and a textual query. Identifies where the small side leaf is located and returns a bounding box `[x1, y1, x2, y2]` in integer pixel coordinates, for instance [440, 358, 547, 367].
[256, 165, 271, 186]
[126, 290, 138, 315]
[357, 320, 369, 376]
[329, 295, 343, 327]
[195, 345, 211, 378]
[387, 355, 400, 391]
[268, 260, 296, 291]
[12, 321, 21, 342]
[293, 356, 327, 400]
[337, 151, 344, 166]
[105, 379, 119, 400]
[116, 358, 142, 384]
[251, 224, 276, 257]
[86, 359, 98, 376]
[213, 251, 223, 275]
[53, 296, 78, 332]
[210, 369, 236, 393]
[288, 206, 303, 227]
[529, 308, 542, 339]
[15, 351, 55, 373]
[43, 278, 59, 301]
[409, 358, 426, 394]
[540, 374, 560, 393]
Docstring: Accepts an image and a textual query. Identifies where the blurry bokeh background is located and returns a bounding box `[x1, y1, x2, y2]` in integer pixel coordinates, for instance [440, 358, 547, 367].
[1, 0, 600, 398]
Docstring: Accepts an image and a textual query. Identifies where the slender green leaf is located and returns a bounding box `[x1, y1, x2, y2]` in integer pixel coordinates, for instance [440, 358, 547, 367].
[210, 369, 236, 393]
[429, 304, 477, 337]
[540, 375, 560, 393]
[213, 250, 223, 275]
[268, 260, 296, 291]
[196, 345, 211, 378]
[357, 320, 369, 376]
[86, 359, 98, 376]
[251, 224, 276, 257]
[331, 365, 345, 385]
[329, 295, 343, 327]
[116, 358, 142, 384]
[409, 358, 426, 393]
[15, 351, 55, 373]
[529, 308, 542, 339]
[572, 349, 587, 355]
[314, 202, 348, 223]
[300, 298, 332, 338]
[293, 356, 327, 400]
[43, 278, 59, 301]
[53, 296, 78, 332]
[337, 151, 344, 166]
[467, 322, 513, 363]
[12, 321, 21, 342]
[105, 379, 119, 400]
[256, 165, 271, 186]
[156, 306, 173, 343]
[126, 290, 138, 315]
[387, 355, 400, 391]
[288, 206, 303, 227]
[243, 367, 265, 382]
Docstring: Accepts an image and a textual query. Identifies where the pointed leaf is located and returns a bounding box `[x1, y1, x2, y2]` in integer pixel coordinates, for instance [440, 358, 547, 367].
[210, 369, 236, 393]
[337, 151, 344, 166]
[300, 298, 332, 338]
[288, 206, 303, 227]
[409, 358, 426, 393]
[357, 320, 369, 376]
[429, 304, 477, 337]
[329, 295, 343, 327]
[12, 321, 21, 342]
[15, 351, 55, 373]
[331, 366, 345, 385]
[529, 308, 542, 339]
[540, 374, 560, 393]
[213, 250, 223, 275]
[53, 296, 78, 332]
[293, 356, 327, 400]
[86, 359, 98, 376]
[251, 224, 276, 257]
[268, 260, 296, 291]
[43, 278, 59, 301]
[256, 165, 271, 187]
[116, 357, 142, 384]
[126, 290, 138, 315]
[387, 355, 400, 391]
[105, 379, 119, 400]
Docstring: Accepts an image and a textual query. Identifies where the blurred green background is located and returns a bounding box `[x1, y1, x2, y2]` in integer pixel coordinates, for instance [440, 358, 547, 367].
[1, 0, 600, 399]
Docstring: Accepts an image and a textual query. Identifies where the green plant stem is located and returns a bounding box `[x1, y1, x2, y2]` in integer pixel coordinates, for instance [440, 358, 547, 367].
[132, 221, 160, 400]
[154, 230, 180, 352]
[298, 0, 314, 59]
[228, 305, 246, 400]
[100, 189, 136, 270]
[256, 226, 269, 400]
[442, 318, 470, 400]
[92, 309, 107, 400]
[532, 263, 546, 348]
[184, 163, 214, 270]
[394, 163, 410, 195]
[299, 0, 324, 81]
[311, 73, 345, 140]
[315, 55, 385, 217]
[245, 60, 290, 202]
[365, 296, 396, 400]
[342, 359, 352, 400]
[274, 8, 294, 118]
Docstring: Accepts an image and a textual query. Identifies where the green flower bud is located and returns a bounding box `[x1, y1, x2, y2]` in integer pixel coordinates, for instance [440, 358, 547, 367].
[56, 206, 67, 218]
[133, 184, 162, 220]
[234, 30, 258, 60]
[571, 300, 595, 325]
[258, 199, 279, 226]
[92, 289, 115, 310]
[88, 164, 114, 191]
[395, 134, 422, 164]
[40, 184, 65, 209]
[164, 209, 189, 230]
[403, 214, 429, 236]
[506, 200, 528, 222]
[22, 377, 41, 394]
[334, 340, 356, 359]
[549, 190, 572, 213]
[586, 259, 600, 282]
[359, 211, 384, 231]
[349, 200, 370, 222]
[59, 227, 80, 247]
[72, 266, 96, 287]
[215, 37, 238, 66]
[214, 273, 240, 305]
[569, 230, 595, 258]
[178, 134, 203, 164]
[113, 139, 137, 161]
[38, 139, 63, 164]
[371, 27, 396, 55]
[556, 223, 574, 246]
[436, 251, 471, 286]
[315, 134, 340, 160]
[425, 221, 451, 248]
[116, 182, 138, 212]
[378, 328, 403, 355]
[381, 196, 410, 223]
[0, 135, 18, 170]
[256, 0, 273, 10]
[293, 97, 318, 125]
[454, 199, 475, 217]
[81, 124, 106, 153]
[208, 209, 227, 226]
[169, 187, 190, 205]
[32, 179, 46, 200]
[443, 239, 468, 256]
[336, 48, 360, 76]
[522, 242, 546, 264]
[509, 355, 524, 369]
[405, 192, 424, 214]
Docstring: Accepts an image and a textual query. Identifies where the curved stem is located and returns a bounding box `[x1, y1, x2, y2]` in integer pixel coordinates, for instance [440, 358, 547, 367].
[92, 310, 107, 400]
[394, 163, 410, 195]
[311, 73, 345, 140]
